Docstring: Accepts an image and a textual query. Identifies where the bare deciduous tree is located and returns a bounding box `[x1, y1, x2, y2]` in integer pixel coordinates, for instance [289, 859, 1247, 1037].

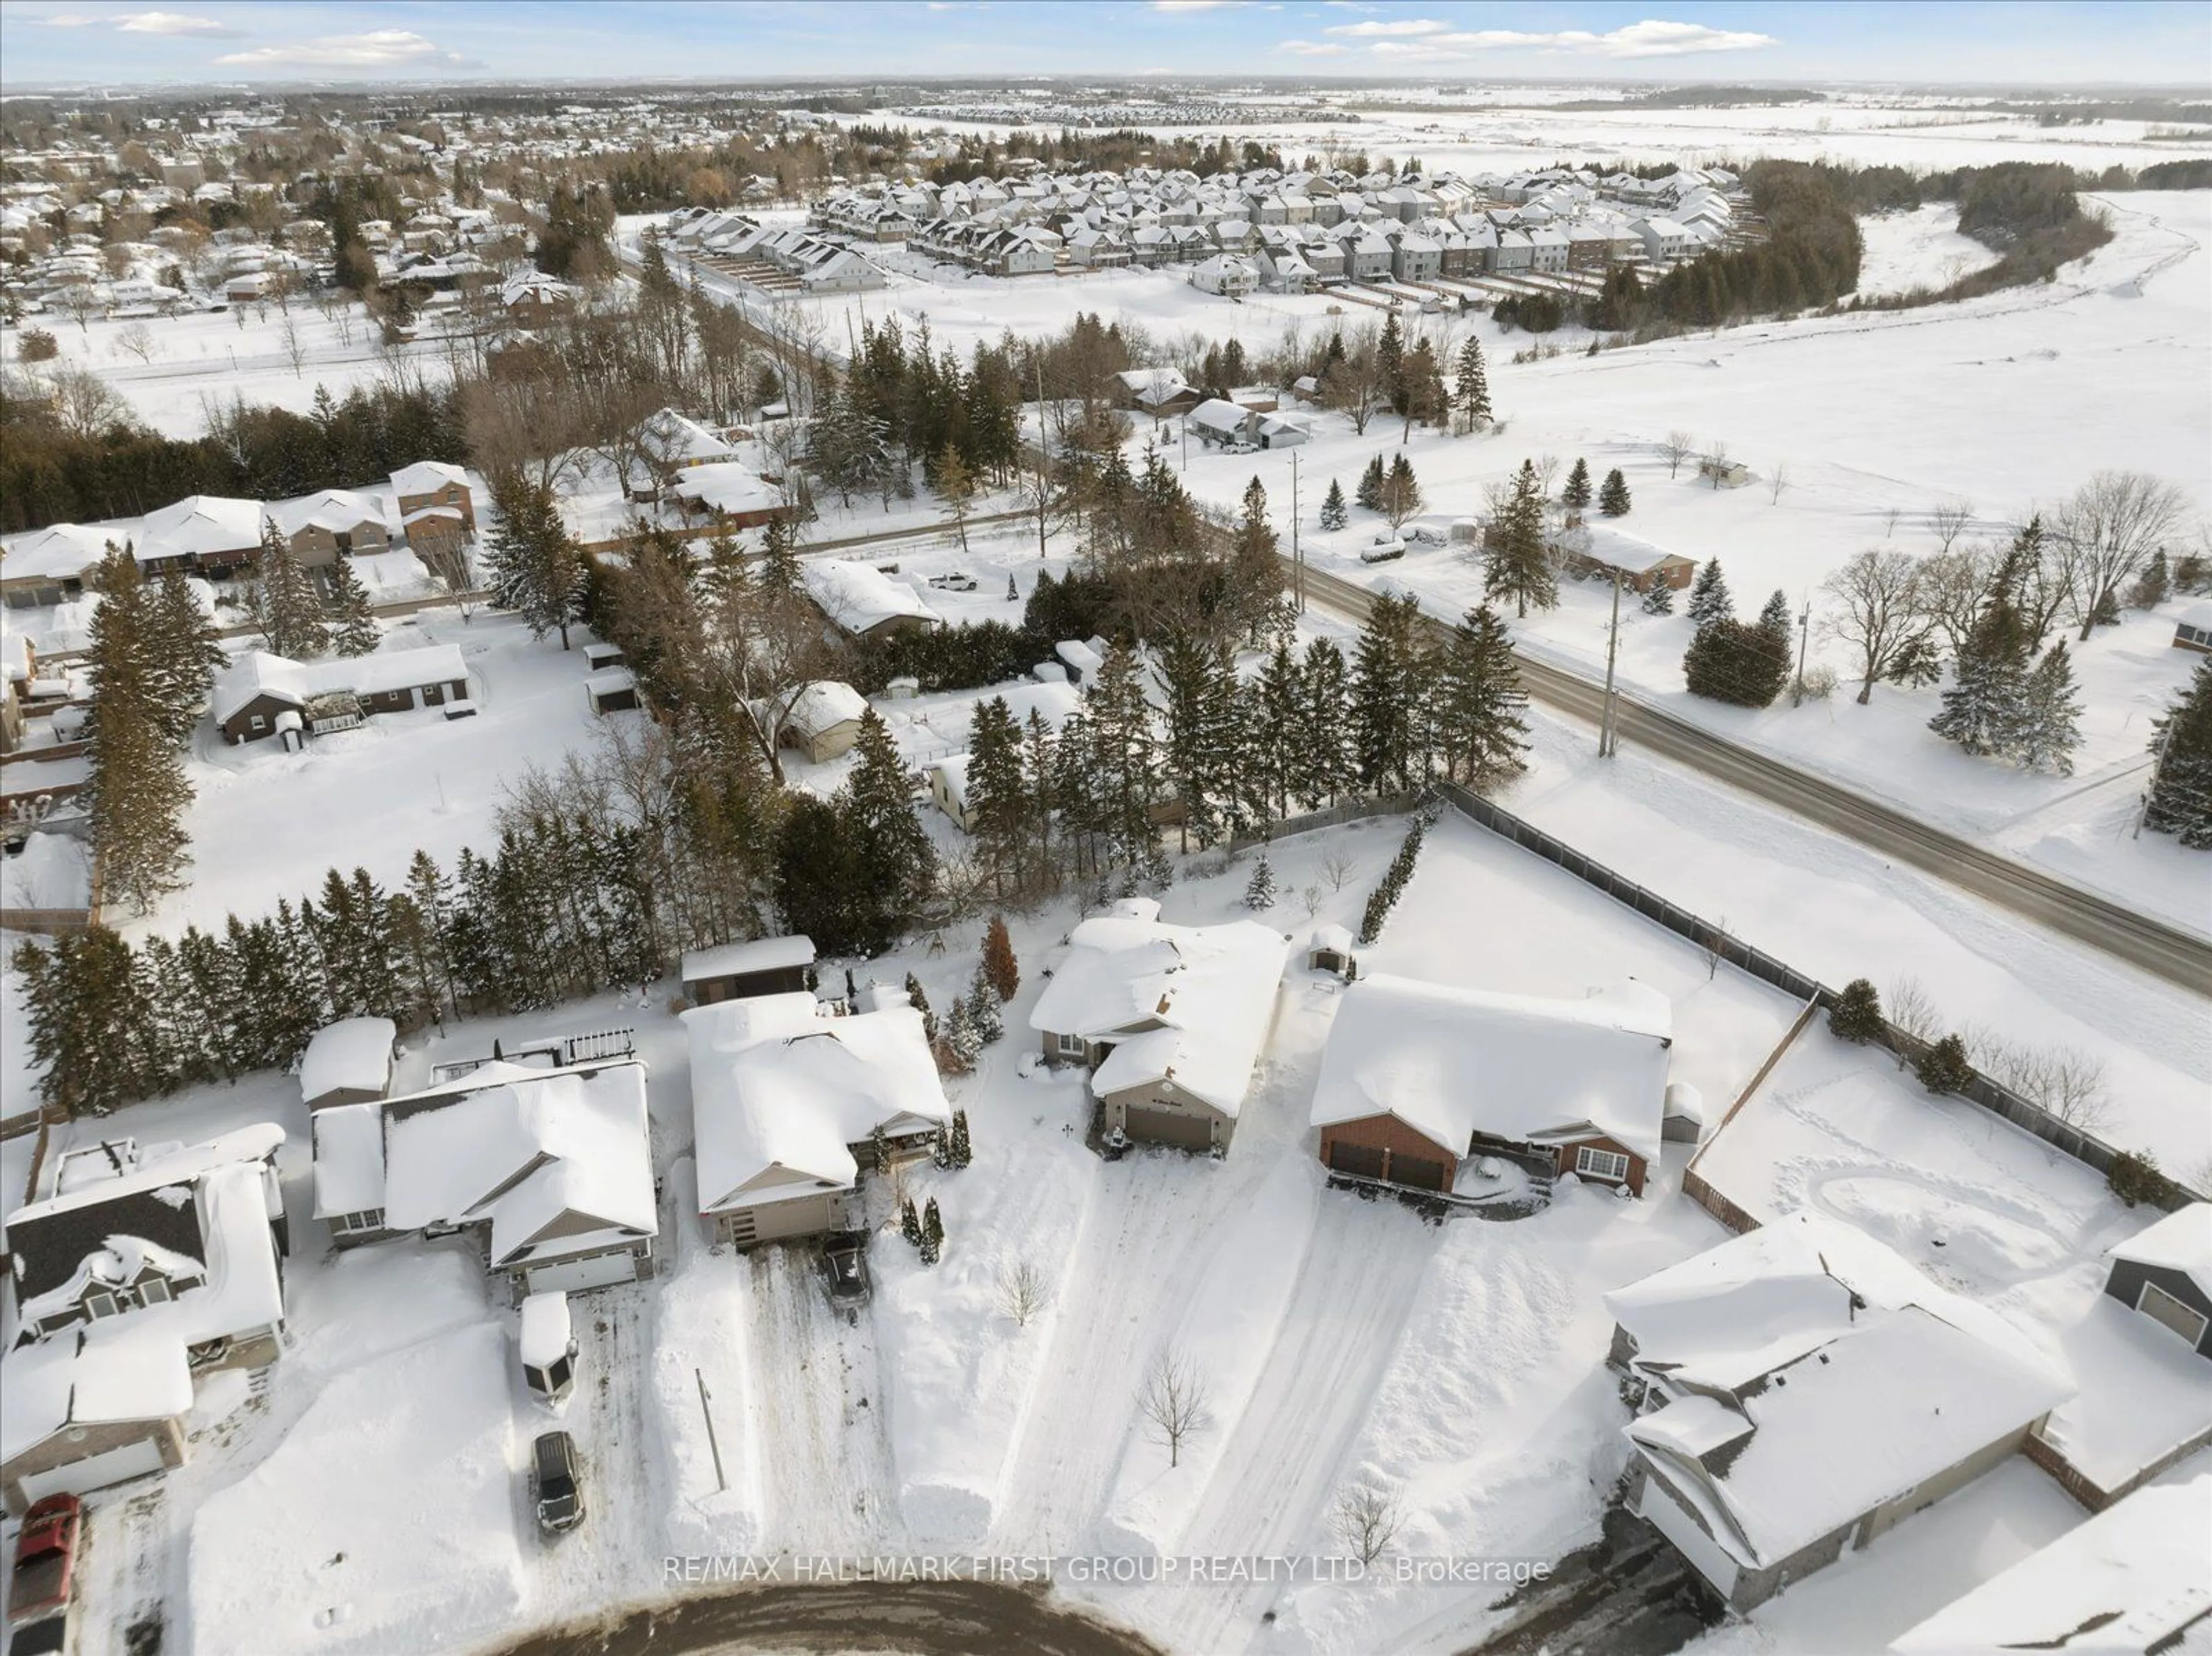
[1137, 1347, 1212, 1469]
[1821, 549, 1938, 705]
[1887, 975, 1938, 1067]
[1701, 439, 1730, 490]
[1332, 1481, 1404, 1566]
[1696, 915, 1732, 980]
[997, 1260, 1051, 1330]
[2051, 471, 2190, 641]
[1300, 881, 1324, 918]
[1662, 429, 1695, 479]
[1929, 498, 1975, 555]
[1883, 506, 1904, 539]
[1921, 541, 1998, 657]
[1976, 1040, 2109, 1131]
[1321, 849, 1356, 892]
[1768, 461, 1790, 505]
[113, 321, 156, 365]
[48, 365, 130, 438]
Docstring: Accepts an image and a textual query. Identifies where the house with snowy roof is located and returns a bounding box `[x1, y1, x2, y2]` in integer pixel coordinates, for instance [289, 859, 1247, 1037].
[271, 487, 392, 566]
[2102, 1203, 2212, 1358]
[390, 460, 475, 532]
[2, 1124, 288, 1511]
[1605, 1212, 2073, 1611]
[778, 679, 869, 763]
[135, 494, 263, 577]
[211, 643, 469, 744]
[1888, 1468, 2211, 1655]
[1028, 899, 1290, 1153]
[1309, 975, 1673, 1198]
[802, 559, 941, 639]
[309, 1057, 657, 1295]
[1559, 524, 1698, 596]
[687, 991, 951, 1248]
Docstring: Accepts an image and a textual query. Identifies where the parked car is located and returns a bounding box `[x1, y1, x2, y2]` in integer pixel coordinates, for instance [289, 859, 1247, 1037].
[821, 1231, 871, 1314]
[531, 1431, 585, 1534]
[1407, 523, 1449, 547]
[7, 1495, 81, 1632]
[926, 571, 978, 593]
[1359, 535, 1407, 564]
[6, 1614, 75, 1656]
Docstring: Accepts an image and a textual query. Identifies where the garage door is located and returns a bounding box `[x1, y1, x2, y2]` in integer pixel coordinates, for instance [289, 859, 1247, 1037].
[1328, 1141, 1387, 1180]
[20, 1437, 166, 1504]
[1124, 1105, 1213, 1151]
[2138, 1282, 2210, 1348]
[1391, 1154, 1450, 1192]
[525, 1249, 642, 1295]
[1637, 1469, 1740, 1602]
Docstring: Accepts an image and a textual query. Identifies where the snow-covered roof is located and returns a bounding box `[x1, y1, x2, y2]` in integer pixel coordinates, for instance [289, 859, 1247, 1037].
[1, 521, 113, 582]
[1186, 397, 1251, 435]
[1029, 914, 1290, 1117]
[1889, 1470, 2212, 1655]
[300, 1016, 395, 1105]
[211, 643, 467, 723]
[1614, 1214, 2072, 1572]
[2108, 1203, 2212, 1299]
[785, 679, 868, 738]
[669, 460, 779, 517]
[687, 992, 952, 1214]
[138, 494, 263, 560]
[519, 1290, 573, 1367]
[1309, 975, 1671, 1164]
[1309, 924, 1354, 955]
[391, 460, 469, 497]
[0, 1317, 195, 1463]
[802, 559, 942, 634]
[1568, 523, 1691, 577]
[273, 488, 388, 539]
[681, 933, 815, 986]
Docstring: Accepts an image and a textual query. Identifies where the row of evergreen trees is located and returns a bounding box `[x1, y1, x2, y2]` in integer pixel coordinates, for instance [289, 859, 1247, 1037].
[1926, 522, 2084, 775]
[1680, 563, 1798, 709]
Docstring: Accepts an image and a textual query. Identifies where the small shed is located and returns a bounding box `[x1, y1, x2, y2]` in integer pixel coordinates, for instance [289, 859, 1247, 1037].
[682, 934, 817, 1007]
[1032, 661, 1070, 685]
[780, 680, 868, 763]
[1696, 456, 1752, 489]
[1307, 924, 1357, 980]
[1662, 1081, 1706, 1145]
[300, 1017, 397, 1111]
[586, 668, 640, 715]
[2103, 1204, 2212, 1358]
[2172, 604, 2212, 654]
[519, 1291, 577, 1405]
[582, 642, 628, 673]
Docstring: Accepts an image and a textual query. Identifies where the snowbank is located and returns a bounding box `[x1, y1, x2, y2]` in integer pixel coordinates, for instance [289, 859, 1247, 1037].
[1095, 1154, 1319, 1558]
[185, 1321, 523, 1656]
[0, 832, 89, 911]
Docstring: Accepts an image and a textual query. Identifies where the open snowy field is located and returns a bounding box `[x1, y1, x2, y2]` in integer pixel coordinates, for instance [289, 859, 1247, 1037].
[1, 298, 454, 439]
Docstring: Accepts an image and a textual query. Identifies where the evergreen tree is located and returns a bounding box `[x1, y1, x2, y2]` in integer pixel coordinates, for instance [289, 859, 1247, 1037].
[1641, 581, 1675, 616]
[902, 1195, 923, 1248]
[1684, 616, 1789, 708]
[904, 971, 939, 1041]
[2016, 642, 2084, 775]
[248, 516, 331, 659]
[83, 552, 193, 914]
[1252, 639, 1303, 819]
[145, 572, 225, 743]
[1156, 630, 1232, 850]
[949, 1108, 972, 1169]
[1560, 458, 1593, 518]
[1293, 637, 1358, 809]
[1080, 642, 1162, 870]
[838, 710, 938, 955]
[1828, 979, 1885, 1044]
[2175, 552, 2210, 597]
[965, 970, 1004, 1043]
[1376, 310, 1406, 415]
[2143, 661, 2212, 848]
[1686, 559, 1733, 629]
[1355, 454, 1386, 514]
[486, 472, 586, 649]
[1929, 571, 2031, 758]
[1453, 337, 1492, 433]
[1243, 854, 1277, 910]
[2128, 550, 2171, 609]
[1351, 592, 1427, 793]
[946, 996, 982, 1070]
[1915, 1032, 1975, 1095]
[1599, 468, 1632, 518]
[934, 1121, 955, 1169]
[1434, 605, 1531, 790]
[327, 556, 382, 657]
[1399, 339, 1448, 440]
[980, 914, 1019, 1002]
[1482, 460, 1555, 619]
[965, 696, 1030, 895]
[920, 1197, 944, 1265]
[1379, 454, 1425, 532]
[1319, 478, 1347, 532]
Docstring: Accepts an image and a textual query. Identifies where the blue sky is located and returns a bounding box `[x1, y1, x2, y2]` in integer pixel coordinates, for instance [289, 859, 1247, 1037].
[0, 2, 2204, 87]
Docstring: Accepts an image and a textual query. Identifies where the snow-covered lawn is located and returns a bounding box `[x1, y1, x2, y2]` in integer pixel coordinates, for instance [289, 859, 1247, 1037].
[1854, 203, 2004, 297]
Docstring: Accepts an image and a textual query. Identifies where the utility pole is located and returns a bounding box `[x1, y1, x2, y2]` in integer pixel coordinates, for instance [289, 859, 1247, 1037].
[1599, 567, 1624, 758]
[1180, 416, 1188, 475]
[1792, 597, 1812, 706]
[1290, 448, 1302, 613]
[1033, 346, 1049, 561]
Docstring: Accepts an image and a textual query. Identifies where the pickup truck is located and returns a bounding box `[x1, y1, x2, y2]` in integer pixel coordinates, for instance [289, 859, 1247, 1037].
[7, 1495, 81, 1654]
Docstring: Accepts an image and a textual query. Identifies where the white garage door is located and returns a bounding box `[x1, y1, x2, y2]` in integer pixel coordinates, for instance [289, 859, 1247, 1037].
[20, 1436, 166, 1503]
[524, 1249, 640, 1295]
[1637, 1470, 1741, 1601]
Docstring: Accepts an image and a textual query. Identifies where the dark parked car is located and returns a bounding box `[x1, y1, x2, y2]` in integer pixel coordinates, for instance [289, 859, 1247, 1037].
[821, 1231, 871, 1313]
[6, 1615, 76, 1656]
[532, 1431, 584, 1534]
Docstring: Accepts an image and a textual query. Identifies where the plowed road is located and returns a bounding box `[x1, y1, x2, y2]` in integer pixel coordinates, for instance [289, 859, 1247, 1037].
[1289, 560, 2212, 995]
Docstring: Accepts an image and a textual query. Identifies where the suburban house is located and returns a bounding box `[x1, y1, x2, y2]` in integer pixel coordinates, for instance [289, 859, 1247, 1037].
[687, 991, 952, 1248]
[299, 1016, 397, 1110]
[1562, 524, 1698, 595]
[2172, 603, 2212, 654]
[1112, 368, 1202, 418]
[680, 934, 816, 1006]
[211, 644, 470, 745]
[391, 460, 476, 532]
[1309, 975, 1672, 1197]
[1, 1124, 289, 1513]
[1889, 1469, 2212, 1655]
[1027, 898, 1291, 1153]
[1185, 398, 1255, 449]
[779, 680, 869, 763]
[634, 407, 739, 492]
[665, 460, 786, 529]
[274, 488, 392, 566]
[136, 494, 263, 577]
[2102, 1203, 2211, 1358]
[1, 523, 112, 608]
[310, 1057, 657, 1295]
[1605, 1212, 2072, 1612]
[802, 559, 942, 639]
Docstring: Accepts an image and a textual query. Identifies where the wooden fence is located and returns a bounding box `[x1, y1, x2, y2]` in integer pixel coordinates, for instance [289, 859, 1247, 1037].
[2025, 1420, 2212, 1513]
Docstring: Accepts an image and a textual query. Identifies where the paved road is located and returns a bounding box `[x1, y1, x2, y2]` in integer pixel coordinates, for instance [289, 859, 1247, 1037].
[1290, 560, 2212, 995]
[488, 1581, 1165, 1656]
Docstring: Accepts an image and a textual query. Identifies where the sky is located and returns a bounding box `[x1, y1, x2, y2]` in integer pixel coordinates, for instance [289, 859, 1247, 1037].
[0, 1, 2205, 88]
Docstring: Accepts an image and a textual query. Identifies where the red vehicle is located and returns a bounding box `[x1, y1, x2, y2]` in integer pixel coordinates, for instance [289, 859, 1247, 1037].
[6, 1495, 81, 1630]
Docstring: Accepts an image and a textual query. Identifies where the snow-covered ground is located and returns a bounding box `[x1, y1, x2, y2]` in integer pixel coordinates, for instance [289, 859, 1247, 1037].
[1854, 202, 2004, 297]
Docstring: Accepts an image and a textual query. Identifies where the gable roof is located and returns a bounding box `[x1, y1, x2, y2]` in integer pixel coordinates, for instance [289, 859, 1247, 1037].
[802, 559, 941, 634]
[210, 643, 467, 723]
[2108, 1203, 2212, 1299]
[1309, 975, 1671, 1164]
[138, 494, 263, 560]
[390, 460, 470, 497]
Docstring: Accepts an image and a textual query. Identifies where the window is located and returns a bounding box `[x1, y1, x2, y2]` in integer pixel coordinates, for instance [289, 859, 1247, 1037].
[1575, 1146, 1631, 1183]
[2137, 1281, 2210, 1348]
[139, 1278, 172, 1305]
[1055, 1032, 1088, 1059]
[335, 1209, 386, 1235]
[84, 1290, 119, 1320]
[546, 1355, 572, 1392]
[249, 714, 267, 732]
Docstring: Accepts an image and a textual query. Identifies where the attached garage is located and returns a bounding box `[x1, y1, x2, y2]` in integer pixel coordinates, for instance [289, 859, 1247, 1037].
[1391, 1153, 1451, 1192]
[1317, 1113, 1461, 1193]
[1635, 1469, 1741, 1603]
[521, 1245, 649, 1295]
[1124, 1104, 1214, 1151]
[20, 1435, 169, 1505]
[1327, 1141, 1386, 1180]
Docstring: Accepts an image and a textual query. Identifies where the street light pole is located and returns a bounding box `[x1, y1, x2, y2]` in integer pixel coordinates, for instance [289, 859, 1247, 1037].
[1599, 567, 1623, 758]
[1793, 598, 1812, 706]
[1290, 448, 1302, 613]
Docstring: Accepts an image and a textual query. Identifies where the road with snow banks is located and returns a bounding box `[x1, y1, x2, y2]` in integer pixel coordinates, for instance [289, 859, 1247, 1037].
[1287, 559, 2212, 996]
[489, 1580, 1165, 1656]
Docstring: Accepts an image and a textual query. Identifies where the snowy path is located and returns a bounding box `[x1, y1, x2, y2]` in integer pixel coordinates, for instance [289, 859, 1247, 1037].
[1159, 1195, 1441, 1654]
[988, 1154, 1237, 1556]
[749, 1248, 907, 1554]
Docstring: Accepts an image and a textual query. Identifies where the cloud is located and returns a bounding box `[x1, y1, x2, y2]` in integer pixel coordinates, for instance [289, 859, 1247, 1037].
[1356, 18, 1776, 59]
[1324, 17, 1449, 36]
[36, 13, 105, 25]
[1276, 38, 1347, 55]
[116, 10, 240, 35]
[215, 28, 471, 67]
